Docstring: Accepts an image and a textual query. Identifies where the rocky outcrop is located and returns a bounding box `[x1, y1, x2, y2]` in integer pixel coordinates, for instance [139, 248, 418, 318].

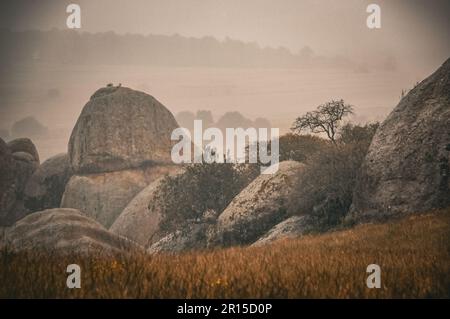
[24, 153, 73, 212]
[351, 58, 450, 222]
[0, 138, 39, 226]
[11, 155, 38, 197]
[213, 161, 305, 246]
[110, 169, 183, 246]
[6, 138, 40, 198]
[60, 86, 182, 229]
[0, 138, 16, 223]
[61, 165, 179, 228]
[251, 215, 317, 247]
[68, 86, 179, 174]
[7, 138, 40, 163]
[3, 208, 141, 254]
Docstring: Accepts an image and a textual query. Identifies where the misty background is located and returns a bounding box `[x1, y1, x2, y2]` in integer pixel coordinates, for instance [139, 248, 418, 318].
[0, 0, 449, 160]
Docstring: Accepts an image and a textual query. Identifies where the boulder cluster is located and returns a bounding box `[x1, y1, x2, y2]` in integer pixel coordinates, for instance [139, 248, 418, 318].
[1, 86, 180, 253]
[1, 57, 449, 254]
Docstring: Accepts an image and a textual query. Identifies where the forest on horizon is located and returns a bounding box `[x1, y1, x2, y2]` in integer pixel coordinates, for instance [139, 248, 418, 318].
[0, 28, 397, 70]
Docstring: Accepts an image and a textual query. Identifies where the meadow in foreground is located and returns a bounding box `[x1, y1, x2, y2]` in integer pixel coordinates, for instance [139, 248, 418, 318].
[1, 208, 449, 299]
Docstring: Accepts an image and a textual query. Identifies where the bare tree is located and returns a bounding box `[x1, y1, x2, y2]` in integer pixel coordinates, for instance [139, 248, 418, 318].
[291, 99, 353, 144]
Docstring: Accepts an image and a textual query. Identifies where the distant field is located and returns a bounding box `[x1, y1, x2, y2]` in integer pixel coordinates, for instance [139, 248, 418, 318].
[1, 208, 449, 298]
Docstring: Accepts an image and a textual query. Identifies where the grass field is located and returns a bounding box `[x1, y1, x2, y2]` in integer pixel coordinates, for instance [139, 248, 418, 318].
[1, 208, 449, 298]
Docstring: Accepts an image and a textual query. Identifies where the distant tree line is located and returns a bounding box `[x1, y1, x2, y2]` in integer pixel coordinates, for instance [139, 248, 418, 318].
[0, 28, 352, 68]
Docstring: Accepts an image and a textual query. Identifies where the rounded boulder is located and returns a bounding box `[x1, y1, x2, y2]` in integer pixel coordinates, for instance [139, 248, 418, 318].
[68, 86, 179, 174]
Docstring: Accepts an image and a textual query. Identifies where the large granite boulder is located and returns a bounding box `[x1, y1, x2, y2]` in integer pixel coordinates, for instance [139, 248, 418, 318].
[68, 86, 179, 174]
[251, 215, 317, 247]
[110, 169, 183, 246]
[61, 165, 179, 228]
[351, 58, 450, 221]
[3, 208, 141, 254]
[24, 153, 73, 212]
[213, 161, 305, 246]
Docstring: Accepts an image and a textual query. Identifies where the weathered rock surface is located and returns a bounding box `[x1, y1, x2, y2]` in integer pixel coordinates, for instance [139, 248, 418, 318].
[213, 161, 305, 246]
[110, 168, 183, 246]
[12, 151, 36, 163]
[68, 86, 179, 174]
[251, 215, 317, 247]
[0, 138, 16, 217]
[7, 138, 40, 163]
[147, 223, 211, 254]
[61, 165, 179, 228]
[3, 208, 141, 254]
[351, 58, 450, 222]
[12, 155, 39, 192]
[24, 153, 73, 212]
[0, 138, 39, 226]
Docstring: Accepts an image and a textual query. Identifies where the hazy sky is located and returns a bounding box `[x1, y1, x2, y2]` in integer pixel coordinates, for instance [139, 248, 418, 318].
[1, 0, 449, 69]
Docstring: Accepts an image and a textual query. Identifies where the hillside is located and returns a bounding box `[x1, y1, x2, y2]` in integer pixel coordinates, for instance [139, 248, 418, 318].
[1, 208, 448, 298]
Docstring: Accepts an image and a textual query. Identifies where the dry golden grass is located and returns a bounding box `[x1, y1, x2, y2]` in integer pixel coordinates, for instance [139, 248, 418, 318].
[1, 208, 449, 298]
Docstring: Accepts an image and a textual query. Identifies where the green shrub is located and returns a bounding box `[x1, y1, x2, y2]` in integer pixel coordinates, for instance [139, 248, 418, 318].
[157, 163, 259, 232]
[289, 123, 378, 229]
